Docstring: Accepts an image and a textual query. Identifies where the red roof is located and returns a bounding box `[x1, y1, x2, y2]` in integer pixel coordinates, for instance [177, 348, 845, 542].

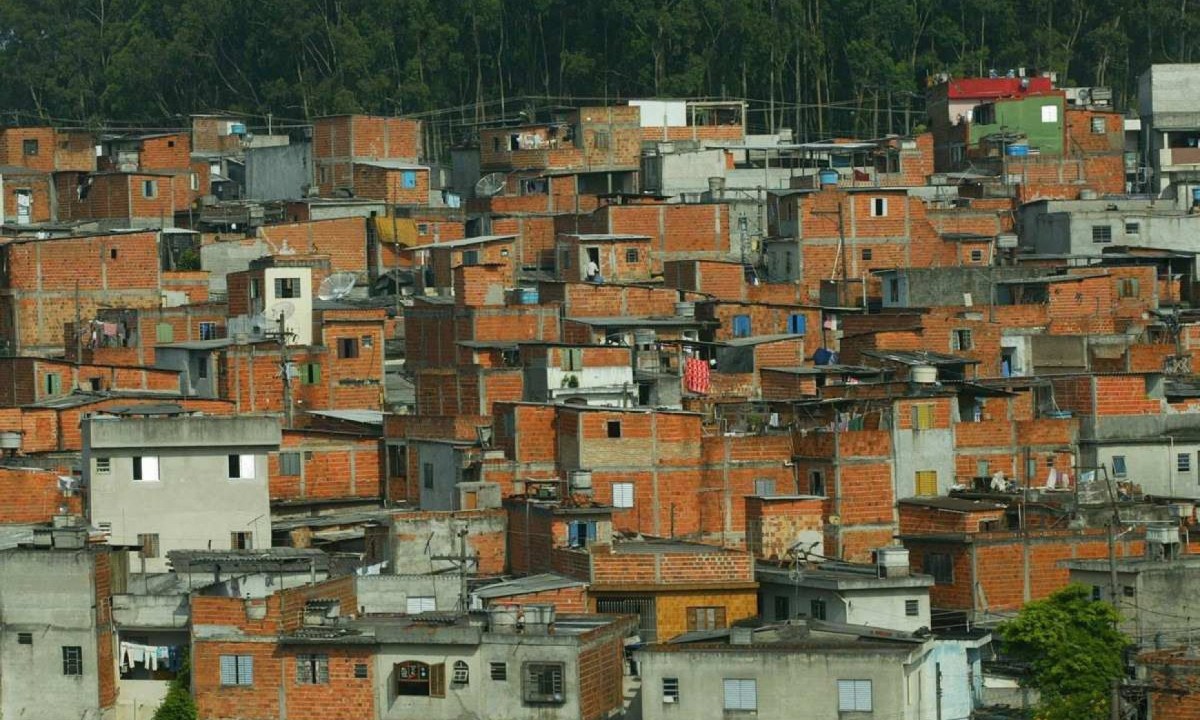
[945, 76, 1054, 100]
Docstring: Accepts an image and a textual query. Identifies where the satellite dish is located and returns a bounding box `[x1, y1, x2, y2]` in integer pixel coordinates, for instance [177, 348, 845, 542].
[267, 301, 296, 320]
[475, 172, 507, 197]
[318, 272, 357, 300]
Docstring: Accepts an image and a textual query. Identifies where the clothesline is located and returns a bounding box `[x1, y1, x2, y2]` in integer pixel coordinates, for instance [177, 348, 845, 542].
[119, 642, 182, 673]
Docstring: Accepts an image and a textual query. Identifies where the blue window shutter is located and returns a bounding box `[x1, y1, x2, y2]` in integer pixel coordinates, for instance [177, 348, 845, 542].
[402, 171, 416, 188]
[788, 314, 806, 334]
[733, 315, 751, 337]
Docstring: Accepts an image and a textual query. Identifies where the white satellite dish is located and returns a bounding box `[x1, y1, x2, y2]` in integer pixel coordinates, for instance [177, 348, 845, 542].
[475, 172, 507, 197]
[267, 301, 296, 320]
[318, 272, 357, 300]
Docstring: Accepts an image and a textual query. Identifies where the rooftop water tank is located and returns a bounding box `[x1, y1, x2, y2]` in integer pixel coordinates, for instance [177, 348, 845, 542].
[911, 365, 938, 384]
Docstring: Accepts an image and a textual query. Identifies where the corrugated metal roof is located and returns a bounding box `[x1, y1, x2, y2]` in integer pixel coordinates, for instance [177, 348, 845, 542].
[473, 574, 586, 599]
[306, 409, 385, 426]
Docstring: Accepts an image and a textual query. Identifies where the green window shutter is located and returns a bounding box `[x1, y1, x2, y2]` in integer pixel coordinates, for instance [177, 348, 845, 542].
[304, 363, 321, 384]
[156, 323, 174, 343]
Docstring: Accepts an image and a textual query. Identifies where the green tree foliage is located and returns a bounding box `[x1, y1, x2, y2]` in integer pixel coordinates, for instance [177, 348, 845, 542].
[0, 0, 1195, 134]
[152, 651, 196, 720]
[998, 584, 1129, 720]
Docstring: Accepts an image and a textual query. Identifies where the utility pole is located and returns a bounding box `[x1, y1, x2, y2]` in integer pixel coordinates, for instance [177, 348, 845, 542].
[431, 527, 478, 615]
[74, 281, 82, 362]
[1103, 464, 1121, 609]
[837, 200, 848, 307]
[1103, 463, 1123, 720]
[277, 311, 294, 429]
[811, 197, 849, 306]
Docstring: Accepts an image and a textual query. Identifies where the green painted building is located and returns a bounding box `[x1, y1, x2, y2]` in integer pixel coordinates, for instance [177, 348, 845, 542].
[969, 94, 1065, 156]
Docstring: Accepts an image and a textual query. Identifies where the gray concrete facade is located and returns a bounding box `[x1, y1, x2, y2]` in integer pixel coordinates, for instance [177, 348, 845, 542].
[84, 415, 280, 572]
[0, 546, 111, 720]
[1019, 198, 1200, 268]
[245, 142, 314, 201]
[636, 627, 936, 720]
[757, 565, 933, 633]
[1137, 64, 1200, 199]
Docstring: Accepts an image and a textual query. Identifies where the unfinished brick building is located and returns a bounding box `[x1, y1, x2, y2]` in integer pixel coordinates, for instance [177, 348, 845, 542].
[312, 114, 423, 197]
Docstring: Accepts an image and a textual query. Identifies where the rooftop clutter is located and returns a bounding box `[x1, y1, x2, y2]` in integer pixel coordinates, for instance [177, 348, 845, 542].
[3, 69, 1200, 719]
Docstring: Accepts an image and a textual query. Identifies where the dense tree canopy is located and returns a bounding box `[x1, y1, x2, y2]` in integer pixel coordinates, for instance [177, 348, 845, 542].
[998, 584, 1130, 720]
[1, 0, 1197, 137]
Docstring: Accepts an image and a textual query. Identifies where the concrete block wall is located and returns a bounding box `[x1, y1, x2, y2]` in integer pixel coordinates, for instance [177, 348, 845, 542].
[745, 496, 824, 560]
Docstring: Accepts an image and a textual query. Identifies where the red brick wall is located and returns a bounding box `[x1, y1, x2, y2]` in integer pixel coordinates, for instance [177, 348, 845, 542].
[490, 215, 557, 270]
[906, 532, 1143, 613]
[577, 626, 629, 720]
[745, 496, 823, 559]
[352, 164, 429, 205]
[488, 585, 589, 614]
[0, 231, 163, 354]
[313, 116, 422, 195]
[259, 218, 368, 275]
[898, 504, 1005, 535]
[589, 548, 753, 585]
[429, 239, 515, 289]
[0, 128, 95, 172]
[1, 172, 53, 224]
[94, 551, 117, 710]
[703, 302, 821, 343]
[391, 509, 507, 575]
[0, 467, 82, 522]
[1141, 652, 1200, 720]
[542, 282, 680, 318]
[139, 134, 191, 171]
[55, 172, 131, 222]
[269, 430, 382, 502]
[640, 124, 745, 143]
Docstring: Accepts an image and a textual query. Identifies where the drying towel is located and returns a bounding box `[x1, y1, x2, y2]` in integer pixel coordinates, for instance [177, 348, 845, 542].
[684, 358, 711, 394]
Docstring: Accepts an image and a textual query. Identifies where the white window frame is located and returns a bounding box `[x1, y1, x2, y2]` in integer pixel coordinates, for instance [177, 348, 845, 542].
[406, 596, 436, 614]
[1041, 104, 1058, 123]
[220, 654, 253, 686]
[612, 482, 634, 508]
[662, 677, 680, 703]
[132, 455, 160, 482]
[838, 679, 873, 712]
[870, 197, 888, 217]
[229, 453, 256, 480]
[722, 678, 757, 711]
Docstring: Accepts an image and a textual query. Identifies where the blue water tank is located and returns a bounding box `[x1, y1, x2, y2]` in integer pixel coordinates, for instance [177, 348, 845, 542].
[518, 287, 539, 304]
[818, 169, 840, 186]
[1006, 143, 1030, 157]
